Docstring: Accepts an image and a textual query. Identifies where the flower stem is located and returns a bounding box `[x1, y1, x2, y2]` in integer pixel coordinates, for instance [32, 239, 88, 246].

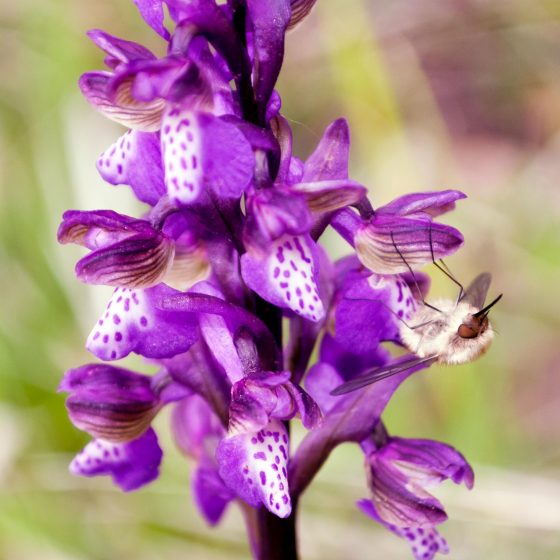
[242, 502, 299, 560]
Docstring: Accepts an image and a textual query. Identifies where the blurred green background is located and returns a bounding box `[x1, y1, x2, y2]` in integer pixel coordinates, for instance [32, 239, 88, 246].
[1, 0, 560, 558]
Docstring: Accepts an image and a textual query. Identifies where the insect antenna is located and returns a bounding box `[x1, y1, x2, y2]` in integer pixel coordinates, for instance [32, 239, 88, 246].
[390, 231, 442, 313]
[428, 223, 465, 305]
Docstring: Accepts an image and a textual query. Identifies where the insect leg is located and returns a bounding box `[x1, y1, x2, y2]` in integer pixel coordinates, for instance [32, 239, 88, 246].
[428, 224, 465, 304]
[390, 231, 442, 313]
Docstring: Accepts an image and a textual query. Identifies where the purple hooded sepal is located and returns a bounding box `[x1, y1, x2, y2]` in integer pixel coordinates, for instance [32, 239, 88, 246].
[69, 428, 163, 492]
[161, 107, 254, 206]
[78, 71, 165, 131]
[216, 419, 291, 518]
[364, 437, 473, 528]
[246, 0, 291, 117]
[87, 29, 156, 70]
[289, 179, 366, 214]
[172, 395, 234, 525]
[357, 500, 449, 560]
[58, 209, 174, 289]
[132, 0, 171, 40]
[353, 190, 466, 275]
[59, 364, 160, 442]
[86, 284, 199, 361]
[241, 233, 325, 322]
[97, 130, 166, 205]
[303, 118, 350, 181]
[228, 372, 321, 435]
[244, 188, 312, 250]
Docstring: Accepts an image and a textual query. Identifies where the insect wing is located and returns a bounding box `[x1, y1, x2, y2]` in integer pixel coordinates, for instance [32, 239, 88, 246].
[460, 272, 491, 309]
[330, 355, 437, 396]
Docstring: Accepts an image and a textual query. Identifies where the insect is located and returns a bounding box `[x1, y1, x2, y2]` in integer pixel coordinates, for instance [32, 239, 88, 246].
[331, 269, 502, 396]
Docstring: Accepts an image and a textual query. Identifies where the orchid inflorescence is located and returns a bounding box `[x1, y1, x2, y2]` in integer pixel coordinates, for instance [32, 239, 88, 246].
[58, 1, 477, 558]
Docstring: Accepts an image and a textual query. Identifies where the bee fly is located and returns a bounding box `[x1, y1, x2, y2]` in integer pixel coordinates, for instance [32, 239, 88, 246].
[331, 235, 502, 395]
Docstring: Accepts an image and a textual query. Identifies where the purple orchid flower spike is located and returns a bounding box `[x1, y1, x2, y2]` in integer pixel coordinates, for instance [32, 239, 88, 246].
[58, 2, 492, 558]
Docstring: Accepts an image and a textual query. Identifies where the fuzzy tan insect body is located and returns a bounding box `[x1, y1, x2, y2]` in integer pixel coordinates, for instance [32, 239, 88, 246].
[331, 273, 501, 395]
[400, 298, 495, 365]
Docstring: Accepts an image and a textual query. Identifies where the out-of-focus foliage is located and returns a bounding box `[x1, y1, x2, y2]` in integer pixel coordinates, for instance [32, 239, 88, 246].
[1, 0, 559, 558]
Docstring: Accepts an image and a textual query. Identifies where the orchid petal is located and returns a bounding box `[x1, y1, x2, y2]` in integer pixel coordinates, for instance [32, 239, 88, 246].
[241, 234, 324, 322]
[57, 209, 141, 248]
[217, 420, 291, 518]
[60, 364, 159, 442]
[132, 0, 170, 40]
[378, 190, 466, 219]
[192, 462, 234, 526]
[303, 118, 350, 181]
[86, 285, 198, 361]
[246, 0, 291, 116]
[161, 107, 254, 205]
[69, 428, 162, 491]
[87, 29, 156, 69]
[357, 500, 449, 560]
[96, 130, 166, 205]
[289, 0, 318, 28]
[290, 179, 366, 213]
[335, 271, 417, 353]
[75, 231, 174, 289]
[79, 71, 164, 131]
[355, 215, 464, 275]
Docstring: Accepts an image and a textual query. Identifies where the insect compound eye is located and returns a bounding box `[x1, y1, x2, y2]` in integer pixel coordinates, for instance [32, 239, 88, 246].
[457, 323, 479, 339]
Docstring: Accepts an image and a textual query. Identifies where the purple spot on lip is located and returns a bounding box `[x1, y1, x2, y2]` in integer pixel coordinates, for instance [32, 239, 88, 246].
[115, 332, 122, 342]
[273, 267, 280, 278]
[113, 314, 121, 325]
[140, 316, 148, 327]
[259, 471, 267, 485]
[102, 335, 109, 344]
[253, 452, 266, 460]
